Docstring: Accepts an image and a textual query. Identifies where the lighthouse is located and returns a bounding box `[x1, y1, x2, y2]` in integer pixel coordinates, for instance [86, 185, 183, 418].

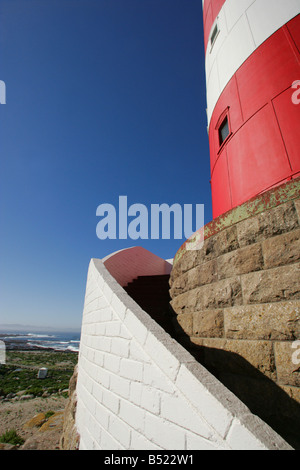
[203, 0, 300, 218]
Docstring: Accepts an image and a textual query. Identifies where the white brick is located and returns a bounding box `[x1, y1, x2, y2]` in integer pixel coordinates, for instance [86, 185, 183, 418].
[109, 373, 131, 400]
[226, 418, 268, 450]
[93, 350, 105, 367]
[92, 382, 103, 405]
[185, 432, 224, 451]
[93, 336, 111, 353]
[96, 306, 114, 323]
[79, 427, 95, 451]
[98, 295, 110, 310]
[104, 353, 121, 374]
[102, 388, 119, 414]
[88, 413, 102, 444]
[129, 381, 143, 407]
[129, 340, 150, 363]
[144, 413, 185, 450]
[119, 399, 145, 432]
[144, 332, 180, 381]
[105, 321, 121, 338]
[83, 297, 99, 315]
[95, 402, 110, 431]
[123, 309, 149, 344]
[119, 324, 132, 340]
[160, 392, 214, 440]
[110, 337, 130, 358]
[143, 363, 174, 394]
[110, 293, 127, 320]
[175, 365, 233, 439]
[100, 427, 124, 450]
[130, 430, 162, 450]
[84, 287, 99, 306]
[96, 367, 110, 389]
[119, 358, 143, 382]
[102, 280, 114, 304]
[140, 386, 161, 415]
[108, 415, 131, 448]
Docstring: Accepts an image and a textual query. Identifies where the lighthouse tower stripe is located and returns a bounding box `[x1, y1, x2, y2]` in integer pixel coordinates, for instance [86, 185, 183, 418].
[202, 0, 300, 219]
[203, 0, 300, 126]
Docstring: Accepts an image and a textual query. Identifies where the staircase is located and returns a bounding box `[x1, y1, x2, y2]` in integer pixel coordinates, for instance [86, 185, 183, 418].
[124, 274, 177, 337]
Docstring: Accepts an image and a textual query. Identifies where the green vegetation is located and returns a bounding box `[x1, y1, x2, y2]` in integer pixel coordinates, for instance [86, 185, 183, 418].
[45, 410, 55, 419]
[0, 351, 78, 398]
[0, 429, 25, 446]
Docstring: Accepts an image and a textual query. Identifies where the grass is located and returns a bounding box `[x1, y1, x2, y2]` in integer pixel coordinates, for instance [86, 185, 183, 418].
[0, 429, 25, 446]
[45, 410, 55, 419]
[0, 351, 78, 398]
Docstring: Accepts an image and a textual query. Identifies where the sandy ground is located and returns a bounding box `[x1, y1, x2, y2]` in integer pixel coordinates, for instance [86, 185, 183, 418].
[0, 395, 68, 450]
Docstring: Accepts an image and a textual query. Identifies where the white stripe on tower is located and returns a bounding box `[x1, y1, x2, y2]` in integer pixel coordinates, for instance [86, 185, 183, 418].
[204, 0, 300, 126]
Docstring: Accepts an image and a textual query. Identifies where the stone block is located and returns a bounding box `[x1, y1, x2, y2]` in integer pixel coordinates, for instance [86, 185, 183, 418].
[170, 249, 202, 278]
[294, 199, 300, 224]
[224, 301, 300, 340]
[203, 225, 239, 259]
[237, 201, 299, 247]
[217, 243, 263, 279]
[191, 337, 276, 380]
[170, 260, 217, 298]
[177, 313, 193, 336]
[275, 342, 300, 387]
[262, 229, 300, 269]
[241, 263, 300, 304]
[171, 277, 242, 315]
[193, 309, 224, 338]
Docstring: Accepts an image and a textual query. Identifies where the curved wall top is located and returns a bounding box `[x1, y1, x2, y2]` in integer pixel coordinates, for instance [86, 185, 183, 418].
[103, 246, 172, 287]
[75, 256, 292, 450]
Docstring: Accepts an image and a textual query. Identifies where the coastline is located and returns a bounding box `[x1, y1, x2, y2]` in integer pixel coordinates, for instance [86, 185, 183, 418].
[0, 332, 80, 353]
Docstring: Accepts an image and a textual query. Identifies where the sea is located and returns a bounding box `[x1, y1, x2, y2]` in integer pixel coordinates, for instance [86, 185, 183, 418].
[0, 330, 81, 352]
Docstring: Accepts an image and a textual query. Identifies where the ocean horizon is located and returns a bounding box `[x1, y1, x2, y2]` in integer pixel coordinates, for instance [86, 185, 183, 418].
[0, 329, 81, 352]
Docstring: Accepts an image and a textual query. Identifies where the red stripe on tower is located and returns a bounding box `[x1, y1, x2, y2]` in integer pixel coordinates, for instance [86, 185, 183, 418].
[203, 0, 300, 218]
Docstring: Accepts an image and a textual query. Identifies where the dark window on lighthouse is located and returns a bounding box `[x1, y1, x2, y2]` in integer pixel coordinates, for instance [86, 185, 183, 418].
[218, 116, 230, 146]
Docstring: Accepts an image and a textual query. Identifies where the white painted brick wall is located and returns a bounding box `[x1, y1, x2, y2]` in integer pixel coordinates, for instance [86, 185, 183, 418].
[75, 258, 292, 450]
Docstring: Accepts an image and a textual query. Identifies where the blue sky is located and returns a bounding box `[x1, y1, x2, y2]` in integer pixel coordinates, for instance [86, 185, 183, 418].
[0, 0, 211, 330]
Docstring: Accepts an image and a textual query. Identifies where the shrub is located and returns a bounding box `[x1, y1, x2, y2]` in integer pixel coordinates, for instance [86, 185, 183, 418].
[0, 429, 24, 446]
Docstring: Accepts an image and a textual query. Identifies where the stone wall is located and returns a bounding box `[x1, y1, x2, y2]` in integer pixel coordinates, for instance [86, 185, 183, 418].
[169, 178, 300, 449]
[73, 257, 291, 450]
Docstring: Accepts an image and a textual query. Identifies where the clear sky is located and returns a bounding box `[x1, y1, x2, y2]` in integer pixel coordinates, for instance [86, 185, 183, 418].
[0, 0, 211, 330]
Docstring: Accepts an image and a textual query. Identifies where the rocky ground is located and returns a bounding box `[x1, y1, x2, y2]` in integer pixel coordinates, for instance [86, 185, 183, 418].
[0, 395, 68, 450]
[0, 349, 78, 450]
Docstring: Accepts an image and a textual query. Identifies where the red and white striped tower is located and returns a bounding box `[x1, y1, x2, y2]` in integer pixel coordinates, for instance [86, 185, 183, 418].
[203, 0, 300, 218]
